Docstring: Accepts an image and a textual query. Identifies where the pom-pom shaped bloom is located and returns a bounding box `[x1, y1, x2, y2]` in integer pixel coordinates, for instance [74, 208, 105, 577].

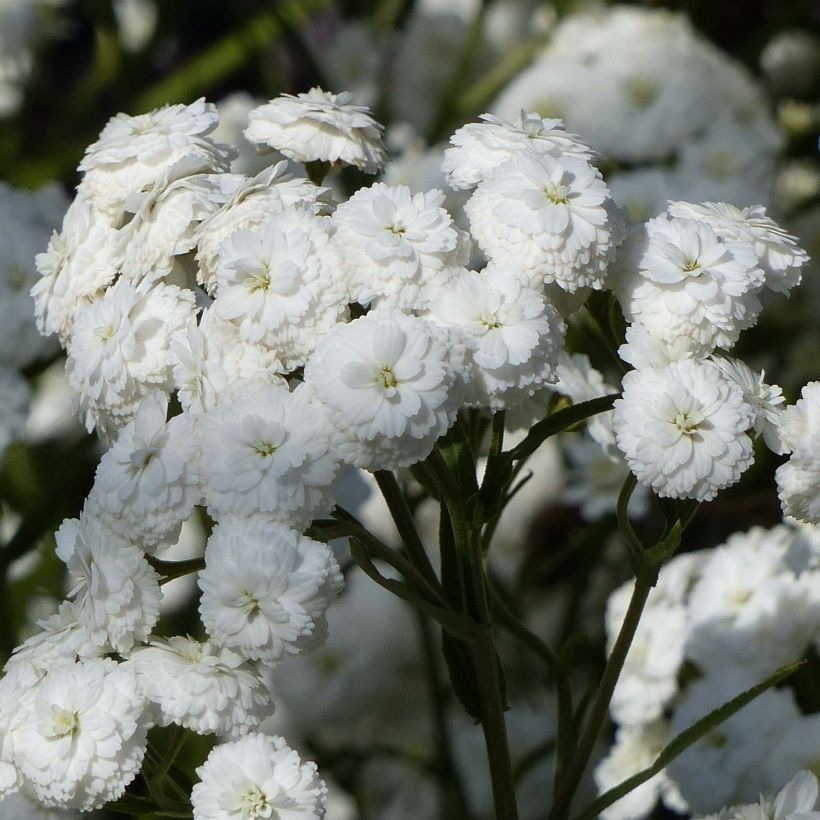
[32, 195, 120, 342]
[200, 382, 339, 528]
[129, 636, 272, 736]
[86, 391, 201, 549]
[613, 359, 755, 501]
[443, 111, 594, 190]
[196, 163, 331, 292]
[332, 182, 468, 310]
[245, 87, 386, 173]
[465, 149, 622, 292]
[615, 213, 765, 354]
[618, 323, 699, 370]
[212, 209, 347, 368]
[13, 658, 148, 811]
[171, 310, 285, 415]
[77, 98, 232, 222]
[668, 201, 809, 295]
[116, 159, 244, 281]
[65, 279, 195, 437]
[713, 357, 786, 454]
[198, 521, 343, 665]
[55, 513, 162, 653]
[777, 440, 820, 526]
[427, 266, 565, 410]
[191, 733, 326, 820]
[304, 308, 463, 470]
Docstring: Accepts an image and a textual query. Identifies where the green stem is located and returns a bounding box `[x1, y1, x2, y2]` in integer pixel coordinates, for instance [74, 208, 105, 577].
[373, 470, 442, 593]
[548, 576, 656, 820]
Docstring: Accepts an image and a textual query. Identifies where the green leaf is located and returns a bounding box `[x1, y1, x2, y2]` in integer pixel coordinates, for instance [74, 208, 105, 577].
[438, 421, 480, 500]
[571, 661, 804, 820]
[105, 793, 159, 815]
[442, 632, 483, 721]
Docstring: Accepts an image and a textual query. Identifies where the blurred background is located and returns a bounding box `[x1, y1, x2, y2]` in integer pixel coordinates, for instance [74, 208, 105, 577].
[1, 1, 820, 818]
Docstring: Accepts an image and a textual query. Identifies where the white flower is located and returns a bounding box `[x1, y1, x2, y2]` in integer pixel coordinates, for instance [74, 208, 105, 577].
[776, 439, 820, 526]
[86, 391, 201, 549]
[332, 182, 468, 310]
[775, 383, 820, 525]
[304, 308, 463, 471]
[594, 722, 683, 820]
[613, 359, 755, 501]
[245, 87, 386, 173]
[768, 771, 820, 820]
[116, 159, 244, 281]
[200, 382, 339, 528]
[618, 323, 700, 370]
[5, 601, 103, 674]
[32, 195, 120, 342]
[443, 111, 594, 190]
[13, 658, 148, 811]
[465, 149, 622, 292]
[212, 209, 347, 368]
[171, 310, 285, 415]
[0, 786, 80, 819]
[667, 201, 809, 295]
[65, 279, 195, 437]
[129, 636, 272, 736]
[427, 266, 565, 410]
[198, 521, 342, 666]
[55, 513, 162, 653]
[191, 733, 326, 820]
[614, 214, 765, 355]
[712, 357, 786, 453]
[685, 527, 818, 679]
[196, 163, 331, 293]
[77, 98, 232, 222]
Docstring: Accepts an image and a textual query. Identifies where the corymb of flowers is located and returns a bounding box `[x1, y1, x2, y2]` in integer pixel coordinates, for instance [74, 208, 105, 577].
[0, 80, 815, 820]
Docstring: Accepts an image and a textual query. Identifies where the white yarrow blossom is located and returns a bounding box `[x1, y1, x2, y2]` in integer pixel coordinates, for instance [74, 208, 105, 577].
[775, 383, 820, 525]
[200, 383, 339, 528]
[464, 149, 622, 292]
[332, 182, 468, 310]
[245, 87, 386, 173]
[86, 391, 201, 549]
[129, 636, 272, 737]
[304, 308, 463, 470]
[443, 111, 594, 190]
[212, 209, 347, 368]
[198, 521, 343, 665]
[613, 359, 755, 501]
[427, 266, 565, 410]
[171, 310, 285, 415]
[667, 200, 809, 295]
[191, 733, 326, 820]
[65, 279, 195, 436]
[12, 659, 148, 811]
[77, 98, 232, 222]
[55, 514, 162, 653]
[615, 213, 765, 354]
[195, 163, 331, 292]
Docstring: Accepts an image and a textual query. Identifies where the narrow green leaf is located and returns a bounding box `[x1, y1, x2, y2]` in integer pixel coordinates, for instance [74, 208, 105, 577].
[571, 661, 804, 820]
[442, 632, 483, 721]
[510, 394, 619, 464]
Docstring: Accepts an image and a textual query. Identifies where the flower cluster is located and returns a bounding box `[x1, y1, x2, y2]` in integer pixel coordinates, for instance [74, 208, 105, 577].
[596, 525, 820, 818]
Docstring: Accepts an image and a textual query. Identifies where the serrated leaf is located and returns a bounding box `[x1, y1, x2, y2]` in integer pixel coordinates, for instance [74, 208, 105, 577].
[442, 632, 483, 721]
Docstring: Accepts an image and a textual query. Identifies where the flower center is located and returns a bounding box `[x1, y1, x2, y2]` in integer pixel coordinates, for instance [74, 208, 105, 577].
[674, 412, 700, 435]
[240, 786, 273, 819]
[239, 590, 262, 617]
[543, 182, 570, 205]
[250, 439, 278, 457]
[625, 78, 659, 109]
[50, 705, 80, 738]
[377, 366, 398, 391]
[95, 323, 116, 342]
[480, 312, 502, 330]
[249, 269, 272, 293]
[681, 258, 701, 273]
[130, 446, 158, 470]
[387, 222, 407, 236]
